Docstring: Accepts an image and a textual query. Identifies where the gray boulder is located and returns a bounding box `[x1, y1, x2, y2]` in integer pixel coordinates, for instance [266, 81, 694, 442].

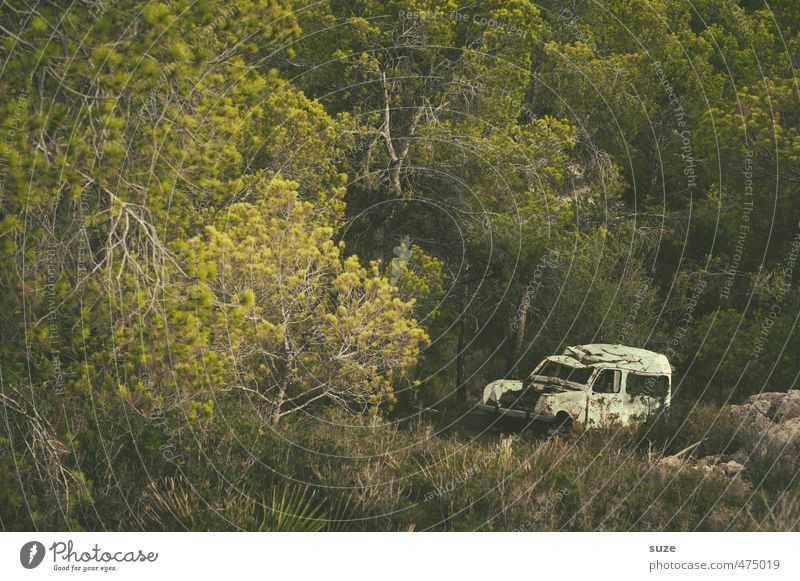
[767, 390, 800, 423]
[745, 392, 785, 418]
[762, 417, 800, 452]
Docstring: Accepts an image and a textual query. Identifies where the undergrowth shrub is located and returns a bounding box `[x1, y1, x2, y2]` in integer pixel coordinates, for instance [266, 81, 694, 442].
[634, 401, 750, 458]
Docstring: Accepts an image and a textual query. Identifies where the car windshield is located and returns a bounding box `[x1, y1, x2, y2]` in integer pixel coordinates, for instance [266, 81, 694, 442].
[534, 361, 593, 386]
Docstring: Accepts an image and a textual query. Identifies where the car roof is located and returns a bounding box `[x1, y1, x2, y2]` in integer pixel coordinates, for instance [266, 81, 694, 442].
[559, 343, 672, 375]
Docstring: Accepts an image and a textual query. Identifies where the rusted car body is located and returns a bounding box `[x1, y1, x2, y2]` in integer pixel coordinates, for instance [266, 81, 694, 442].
[477, 344, 672, 430]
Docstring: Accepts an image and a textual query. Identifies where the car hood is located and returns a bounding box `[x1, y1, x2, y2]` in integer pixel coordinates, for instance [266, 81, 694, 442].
[482, 378, 583, 404]
[482, 379, 524, 404]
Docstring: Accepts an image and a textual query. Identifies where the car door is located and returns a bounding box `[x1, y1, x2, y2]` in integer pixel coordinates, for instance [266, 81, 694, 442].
[625, 373, 670, 418]
[588, 369, 624, 427]
[622, 371, 650, 422]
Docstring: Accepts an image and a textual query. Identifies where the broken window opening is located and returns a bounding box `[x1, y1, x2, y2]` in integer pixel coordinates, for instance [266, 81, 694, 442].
[536, 361, 593, 386]
[626, 373, 669, 399]
[592, 369, 621, 394]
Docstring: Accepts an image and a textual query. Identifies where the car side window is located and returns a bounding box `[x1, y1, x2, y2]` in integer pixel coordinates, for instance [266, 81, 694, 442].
[592, 369, 620, 394]
[627, 373, 669, 399]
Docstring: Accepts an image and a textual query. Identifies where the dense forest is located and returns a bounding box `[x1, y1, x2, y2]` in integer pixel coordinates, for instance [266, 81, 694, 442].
[1, 0, 799, 531]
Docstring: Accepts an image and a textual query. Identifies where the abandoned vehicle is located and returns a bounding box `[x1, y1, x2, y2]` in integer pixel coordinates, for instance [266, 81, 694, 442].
[477, 344, 672, 431]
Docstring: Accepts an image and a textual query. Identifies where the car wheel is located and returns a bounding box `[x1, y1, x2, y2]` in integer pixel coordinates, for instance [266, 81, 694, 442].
[554, 412, 572, 435]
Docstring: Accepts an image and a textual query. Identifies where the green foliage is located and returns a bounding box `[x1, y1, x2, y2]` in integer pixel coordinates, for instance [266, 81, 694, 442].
[3, 0, 800, 532]
[179, 178, 429, 419]
[139, 476, 328, 531]
[684, 290, 800, 402]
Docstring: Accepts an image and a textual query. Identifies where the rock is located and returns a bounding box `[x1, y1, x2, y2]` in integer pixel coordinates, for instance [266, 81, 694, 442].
[744, 392, 785, 418]
[659, 394, 800, 474]
[729, 403, 772, 432]
[680, 453, 746, 477]
[660, 453, 745, 478]
[720, 460, 745, 477]
[728, 404, 749, 416]
[729, 391, 799, 432]
[762, 417, 800, 452]
[767, 390, 800, 423]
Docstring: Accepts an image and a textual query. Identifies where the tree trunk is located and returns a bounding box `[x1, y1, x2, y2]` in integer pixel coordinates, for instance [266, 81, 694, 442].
[270, 377, 287, 424]
[270, 338, 294, 423]
[521, 43, 545, 123]
[456, 274, 468, 403]
[371, 218, 386, 262]
[508, 291, 530, 375]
